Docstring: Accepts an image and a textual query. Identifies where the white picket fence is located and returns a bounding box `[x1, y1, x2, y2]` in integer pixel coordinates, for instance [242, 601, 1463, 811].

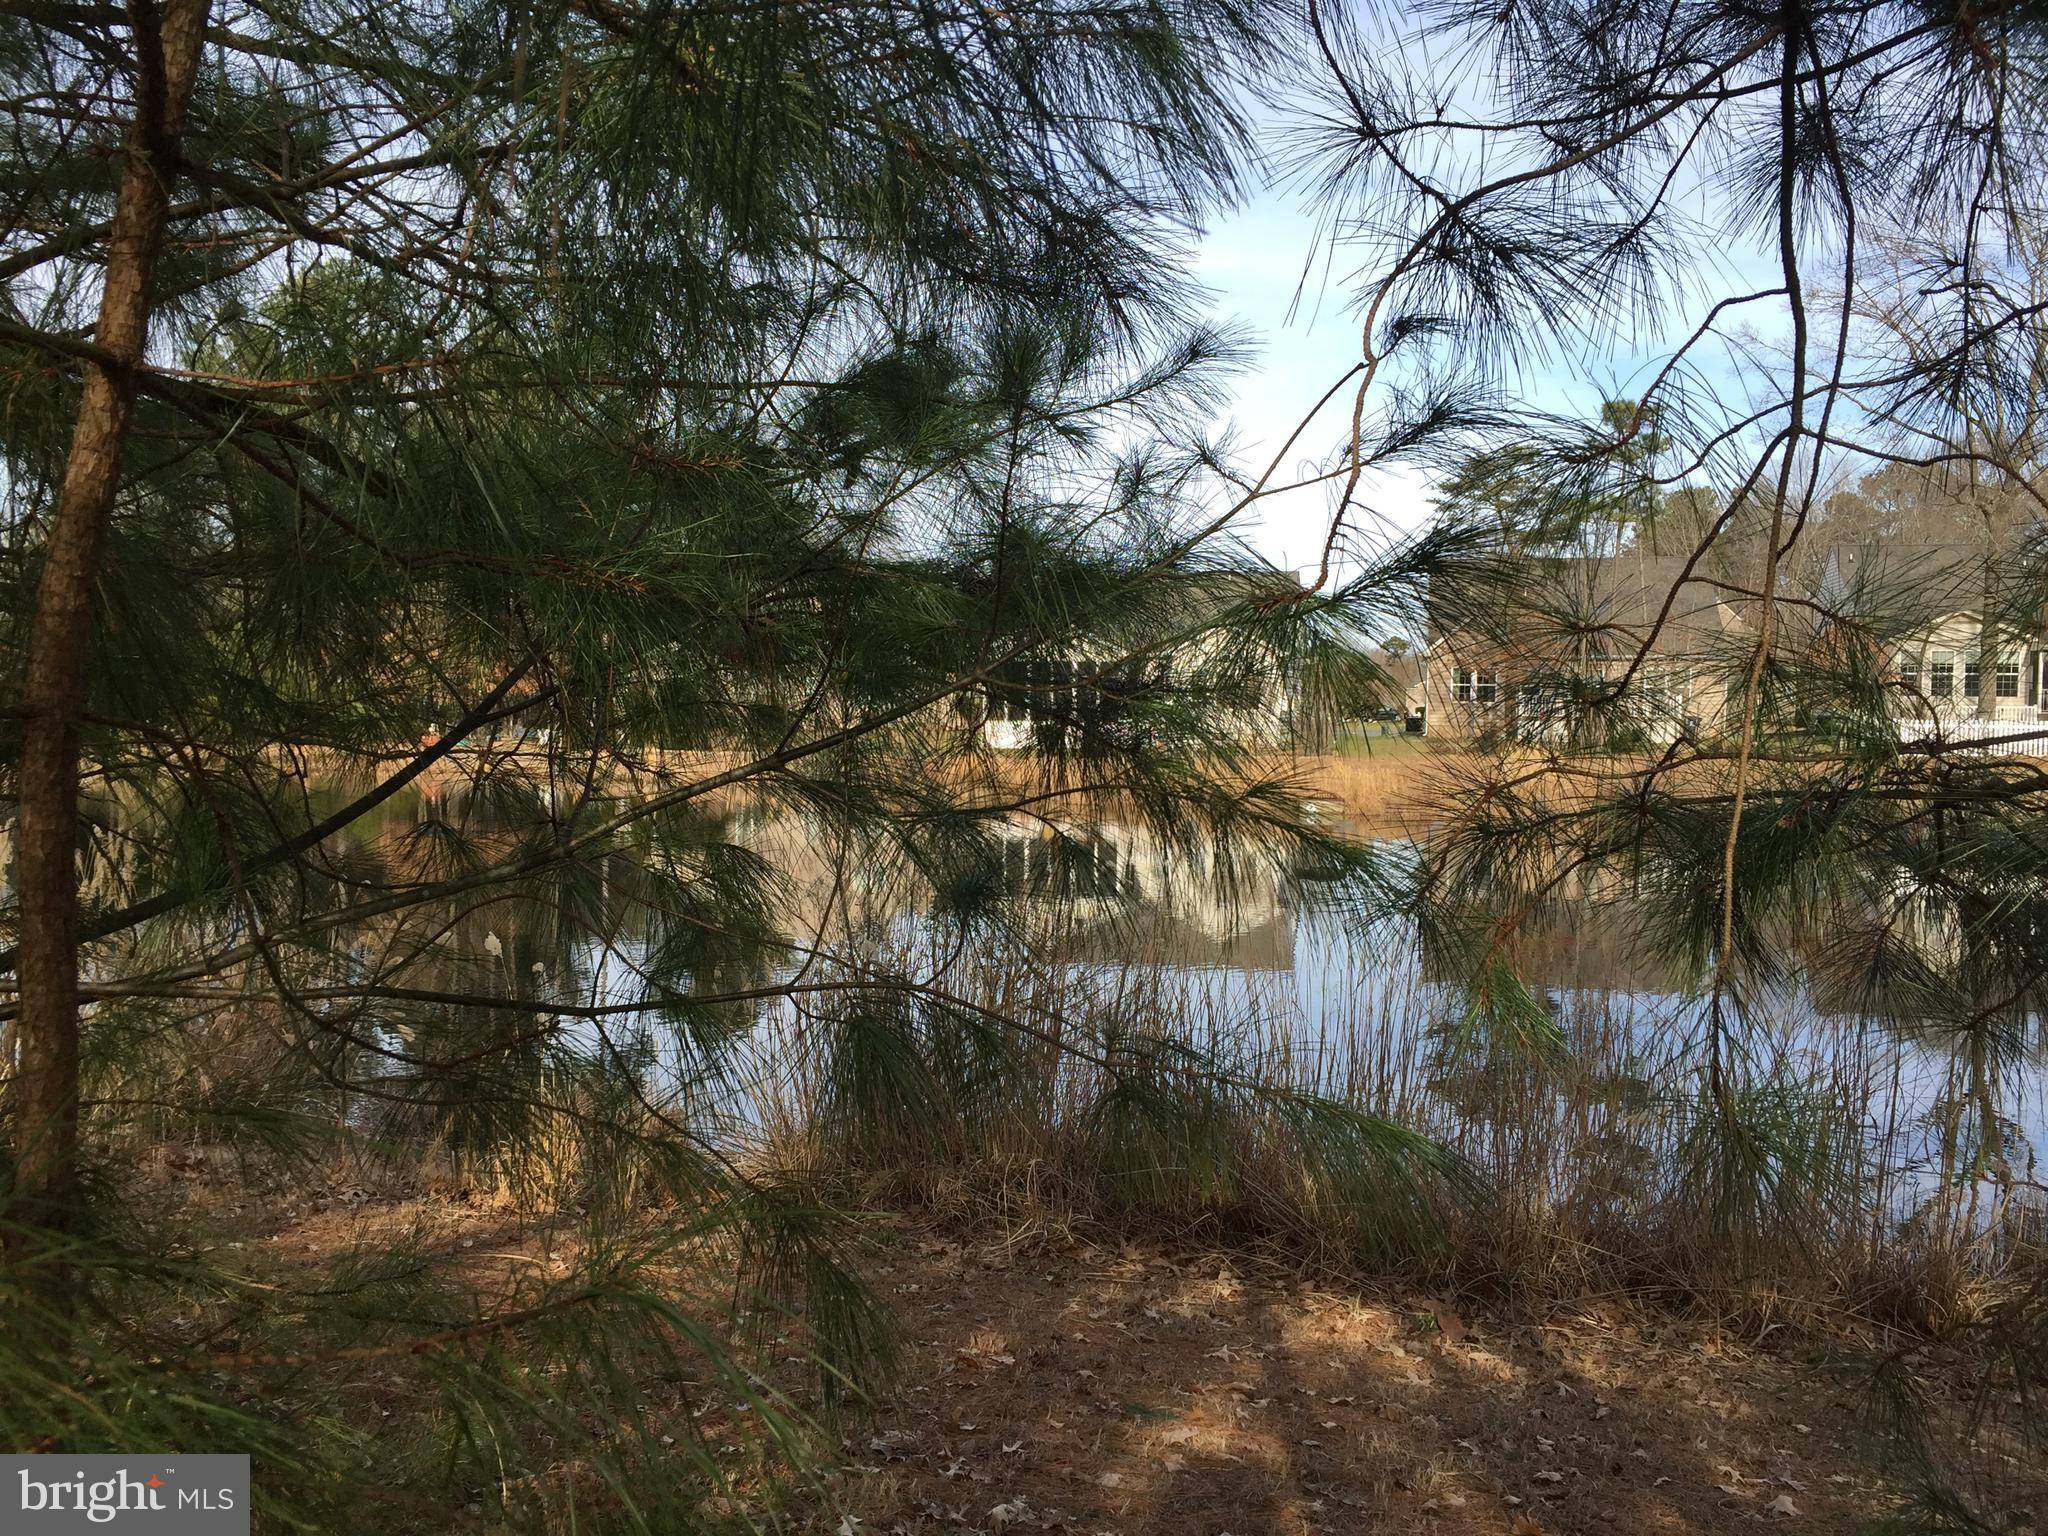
[1894, 714, 2048, 756]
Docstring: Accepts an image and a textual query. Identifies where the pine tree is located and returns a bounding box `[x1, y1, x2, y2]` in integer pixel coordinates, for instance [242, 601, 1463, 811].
[0, 2, 1488, 1521]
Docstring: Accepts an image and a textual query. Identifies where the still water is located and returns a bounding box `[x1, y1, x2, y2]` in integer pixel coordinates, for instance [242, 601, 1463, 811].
[35, 778, 2021, 1222]
[405, 803, 2046, 1216]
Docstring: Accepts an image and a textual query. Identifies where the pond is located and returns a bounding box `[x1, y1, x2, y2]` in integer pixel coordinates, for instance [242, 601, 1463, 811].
[346, 796, 2047, 1226]
[19, 781, 2038, 1232]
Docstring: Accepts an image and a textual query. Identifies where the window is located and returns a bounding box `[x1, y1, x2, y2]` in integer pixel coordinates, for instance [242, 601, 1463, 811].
[1963, 656, 1981, 697]
[988, 657, 1117, 726]
[1997, 657, 2022, 699]
[1453, 667, 1498, 704]
[1002, 832, 1127, 901]
[1929, 654, 1954, 698]
[1896, 654, 1920, 692]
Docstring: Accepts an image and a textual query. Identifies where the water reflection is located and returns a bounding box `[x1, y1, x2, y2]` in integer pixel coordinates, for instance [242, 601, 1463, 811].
[16, 783, 2045, 1219]
[618, 807, 2032, 1185]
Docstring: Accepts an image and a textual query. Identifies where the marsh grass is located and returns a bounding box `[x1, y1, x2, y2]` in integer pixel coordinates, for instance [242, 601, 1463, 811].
[738, 917, 2040, 1308]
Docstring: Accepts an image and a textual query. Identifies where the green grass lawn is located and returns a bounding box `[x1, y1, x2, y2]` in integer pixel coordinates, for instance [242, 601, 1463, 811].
[1327, 724, 1433, 758]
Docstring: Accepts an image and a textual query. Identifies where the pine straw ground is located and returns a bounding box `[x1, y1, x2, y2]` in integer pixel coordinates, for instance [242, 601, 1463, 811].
[165, 1155, 2047, 1536]
[832, 1229, 1883, 1536]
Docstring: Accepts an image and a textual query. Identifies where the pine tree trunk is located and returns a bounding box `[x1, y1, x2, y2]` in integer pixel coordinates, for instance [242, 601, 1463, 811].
[7, 0, 211, 1292]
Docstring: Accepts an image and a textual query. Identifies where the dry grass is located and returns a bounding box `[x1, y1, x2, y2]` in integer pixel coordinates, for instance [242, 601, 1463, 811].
[1287, 746, 1440, 830]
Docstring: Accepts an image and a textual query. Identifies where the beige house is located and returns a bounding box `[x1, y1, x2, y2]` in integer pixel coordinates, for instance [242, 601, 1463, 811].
[1818, 543, 2046, 726]
[1425, 541, 2048, 749]
[976, 572, 1419, 752]
[1423, 554, 1746, 743]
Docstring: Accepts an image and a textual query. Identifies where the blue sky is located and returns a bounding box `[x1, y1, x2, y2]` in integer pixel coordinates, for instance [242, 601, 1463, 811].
[1191, 184, 1437, 571]
[1188, 112, 1801, 576]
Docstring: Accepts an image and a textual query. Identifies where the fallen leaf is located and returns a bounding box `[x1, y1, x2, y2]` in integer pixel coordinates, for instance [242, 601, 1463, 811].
[1767, 1494, 1801, 1517]
[956, 1348, 1015, 1369]
[1426, 1299, 1470, 1343]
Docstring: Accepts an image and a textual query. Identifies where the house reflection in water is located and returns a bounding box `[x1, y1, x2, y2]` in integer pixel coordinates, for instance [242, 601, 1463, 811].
[723, 811, 1299, 973]
[985, 820, 1298, 973]
[1418, 902, 1700, 1000]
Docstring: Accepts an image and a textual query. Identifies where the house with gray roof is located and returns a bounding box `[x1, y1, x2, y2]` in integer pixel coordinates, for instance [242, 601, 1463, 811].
[1425, 538, 2048, 747]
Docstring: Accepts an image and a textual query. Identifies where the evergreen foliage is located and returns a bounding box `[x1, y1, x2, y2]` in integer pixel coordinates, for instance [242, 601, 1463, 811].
[6, 0, 2048, 1526]
[1290, 1, 2047, 1521]
[0, 1, 1492, 1523]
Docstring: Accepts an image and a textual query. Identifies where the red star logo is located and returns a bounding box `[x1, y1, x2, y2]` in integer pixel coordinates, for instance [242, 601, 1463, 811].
[147, 1476, 165, 1489]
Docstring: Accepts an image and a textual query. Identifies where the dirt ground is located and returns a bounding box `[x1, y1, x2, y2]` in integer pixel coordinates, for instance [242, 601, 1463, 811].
[179, 1168, 2028, 1534]
[822, 1226, 1892, 1536]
